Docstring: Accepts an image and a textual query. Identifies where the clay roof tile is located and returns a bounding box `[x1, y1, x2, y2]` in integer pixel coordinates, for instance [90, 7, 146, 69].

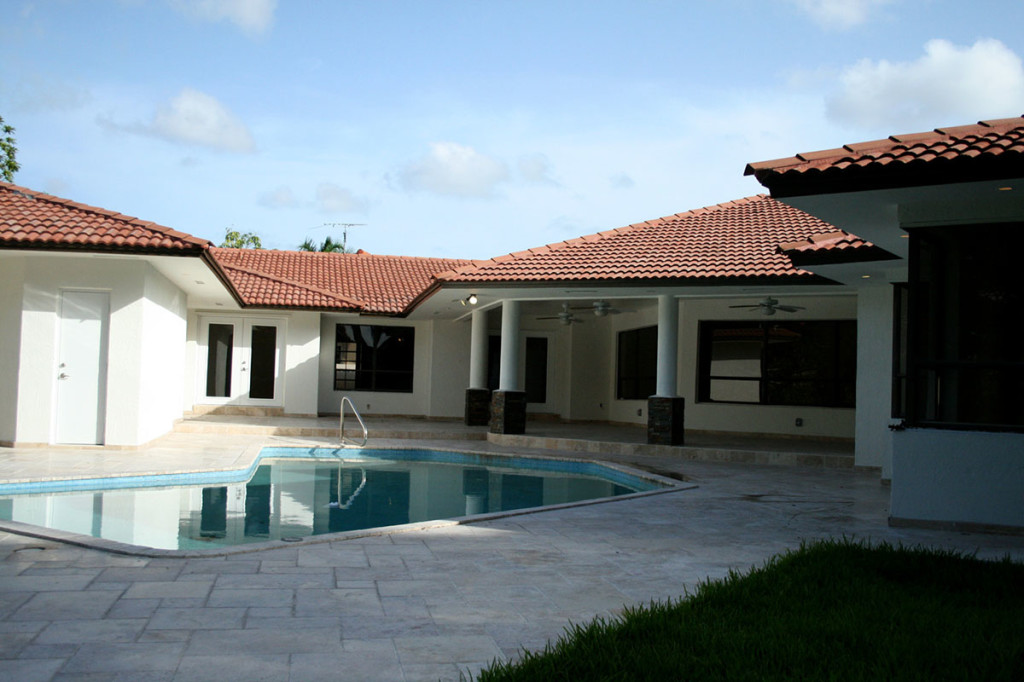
[436, 195, 851, 284]
[0, 182, 209, 254]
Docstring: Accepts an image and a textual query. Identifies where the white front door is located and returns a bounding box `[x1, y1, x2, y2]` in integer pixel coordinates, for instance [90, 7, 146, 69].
[200, 317, 283, 405]
[56, 291, 110, 444]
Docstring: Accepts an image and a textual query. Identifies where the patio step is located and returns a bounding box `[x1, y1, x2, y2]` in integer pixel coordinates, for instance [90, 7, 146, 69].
[173, 417, 487, 441]
[487, 433, 856, 468]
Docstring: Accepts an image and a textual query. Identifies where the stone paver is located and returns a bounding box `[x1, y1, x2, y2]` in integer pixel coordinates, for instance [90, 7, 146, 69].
[0, 430, 1022, 680]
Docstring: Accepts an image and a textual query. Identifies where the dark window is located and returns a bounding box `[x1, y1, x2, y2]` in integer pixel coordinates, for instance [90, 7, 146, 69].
[617, 326, 657, 400]
[697, 320, 856, 407]
[334, 324, 415, 392]
[892, 283, 909, 419]
[905, 224, 1024, 430]
[525, 337, 548, 403]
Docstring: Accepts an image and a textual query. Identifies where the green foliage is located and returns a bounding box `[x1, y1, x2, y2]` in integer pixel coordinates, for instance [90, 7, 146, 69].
[298, 235, 350, 253]
[220, 228, 262, 249]
[477, 539, 1024, 681]
[1, 114, 20, 182]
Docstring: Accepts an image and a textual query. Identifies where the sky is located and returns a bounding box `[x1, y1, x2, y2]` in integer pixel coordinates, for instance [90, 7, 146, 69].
[3, 0, 1024, 260]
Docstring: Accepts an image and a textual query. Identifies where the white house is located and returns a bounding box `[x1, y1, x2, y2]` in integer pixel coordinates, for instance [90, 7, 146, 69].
[747, 115, 1024, 532]
[2, 114, 1021, 533]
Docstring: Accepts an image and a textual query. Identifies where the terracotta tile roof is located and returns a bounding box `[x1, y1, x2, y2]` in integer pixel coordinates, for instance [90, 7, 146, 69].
[777, 231, 898, 267]
[777, 231, 870, 254]
[434, 195, 844, 285]
[210, 247, 472, 314]
[0, 182, 209, 253]
[746, 116, 1024, 196]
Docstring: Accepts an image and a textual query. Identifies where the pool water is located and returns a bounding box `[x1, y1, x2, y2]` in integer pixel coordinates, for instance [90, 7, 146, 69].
[0, 448, 663, 551]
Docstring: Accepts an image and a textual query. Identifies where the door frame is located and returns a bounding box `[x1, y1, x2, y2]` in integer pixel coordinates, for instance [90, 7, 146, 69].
[197, 314, 286, 406]
[53, 289, 111, 445]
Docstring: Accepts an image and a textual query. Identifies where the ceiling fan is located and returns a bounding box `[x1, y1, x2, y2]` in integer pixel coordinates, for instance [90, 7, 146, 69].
[581, 300, 622, 317]
[538, 302, 584, 325]
[729, 297, 805, 316]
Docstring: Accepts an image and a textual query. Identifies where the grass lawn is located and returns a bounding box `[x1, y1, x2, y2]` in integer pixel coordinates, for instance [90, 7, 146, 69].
[476, 539, 1023, 681]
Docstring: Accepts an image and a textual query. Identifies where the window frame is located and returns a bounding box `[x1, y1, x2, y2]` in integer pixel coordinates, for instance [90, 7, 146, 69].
[334, 324, 415, 393]
[903, 224, 1024, 431]
[616, 325, 658, 400]
[696, 319, 856, 408]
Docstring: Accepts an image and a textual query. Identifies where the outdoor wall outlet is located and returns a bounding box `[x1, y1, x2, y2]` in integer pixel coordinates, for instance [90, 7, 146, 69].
[637, 408, 643, 417]
[795, 417, 803, 427]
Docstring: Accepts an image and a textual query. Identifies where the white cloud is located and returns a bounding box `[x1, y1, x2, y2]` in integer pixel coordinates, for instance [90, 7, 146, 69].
[826, 39, 1024, 129]
[517, 154, 557, 185]
[258, 185, 299, 209]
[148, 88, 256, 152]
[170, 0, 276, 36]
[316, 183, 367, 213]
[398, 142, 509, 198]
[790, 0, 892, 30]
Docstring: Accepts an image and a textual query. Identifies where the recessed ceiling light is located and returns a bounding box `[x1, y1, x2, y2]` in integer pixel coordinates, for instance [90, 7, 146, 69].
[861, 274, 871, 279]
[997, 186, 1013, 191]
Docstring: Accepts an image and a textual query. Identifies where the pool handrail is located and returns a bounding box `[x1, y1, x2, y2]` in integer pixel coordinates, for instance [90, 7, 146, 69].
[339, 396, 368, 447]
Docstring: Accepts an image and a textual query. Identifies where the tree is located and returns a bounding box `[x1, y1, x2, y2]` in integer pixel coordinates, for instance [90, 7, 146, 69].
[1, 115, 20, 183]
[220, 228, 262, 249]
[298, 236, 351, 253]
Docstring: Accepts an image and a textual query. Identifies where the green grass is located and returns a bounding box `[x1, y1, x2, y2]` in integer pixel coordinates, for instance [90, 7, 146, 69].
[476, 539, 1024, 681]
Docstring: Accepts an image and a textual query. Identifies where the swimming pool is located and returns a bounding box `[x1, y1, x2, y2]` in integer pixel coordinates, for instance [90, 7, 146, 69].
[0, 447, 678, 553]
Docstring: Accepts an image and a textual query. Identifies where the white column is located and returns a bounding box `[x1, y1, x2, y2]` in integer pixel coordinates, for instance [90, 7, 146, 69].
[468, 309, 488, 389]
[655, 294, 678, 397]
[498, 300, 521, 392]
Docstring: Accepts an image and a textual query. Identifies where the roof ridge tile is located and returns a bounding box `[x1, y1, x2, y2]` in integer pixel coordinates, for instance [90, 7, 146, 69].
[217, 260, 366, 308]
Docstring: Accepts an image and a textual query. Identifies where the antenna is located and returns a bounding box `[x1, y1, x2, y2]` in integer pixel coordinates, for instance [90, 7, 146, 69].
[312, 223, 366, 252]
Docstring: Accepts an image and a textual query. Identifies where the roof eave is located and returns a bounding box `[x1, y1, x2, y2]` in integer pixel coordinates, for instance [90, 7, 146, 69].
[751, 153, 1024, 198]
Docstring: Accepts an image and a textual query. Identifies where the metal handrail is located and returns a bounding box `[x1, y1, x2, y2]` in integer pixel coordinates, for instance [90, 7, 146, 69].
[327, 466, 367, 509]
[339, 396, 368, 447]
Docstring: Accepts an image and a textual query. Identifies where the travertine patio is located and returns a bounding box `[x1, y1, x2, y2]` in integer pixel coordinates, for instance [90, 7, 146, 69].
[1, 423, 1021, 681]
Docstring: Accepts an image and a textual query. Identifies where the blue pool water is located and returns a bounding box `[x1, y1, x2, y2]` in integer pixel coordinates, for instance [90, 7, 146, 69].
[0, 448, 667, 551]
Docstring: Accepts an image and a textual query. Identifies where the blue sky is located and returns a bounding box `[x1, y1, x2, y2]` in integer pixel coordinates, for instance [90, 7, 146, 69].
[3, 1, 1024, 259]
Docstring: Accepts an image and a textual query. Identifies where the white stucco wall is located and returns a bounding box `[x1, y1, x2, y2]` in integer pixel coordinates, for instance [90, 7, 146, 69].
[0, 258, 25, 443]
[10, 254, 189, 446]
[426, 319, 471, 419]
[566, 316, 612, 422]
[855, 285, 895, 475]
[283, 311, 321, 416]
[135, 268, 189, 444]
[891, 429, 1024, 530]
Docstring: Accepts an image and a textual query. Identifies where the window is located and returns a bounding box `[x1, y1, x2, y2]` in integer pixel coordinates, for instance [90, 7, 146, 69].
[892, 283, 909, 419]
[616, 326, 657, 400]
[697, 320, 856, 407]
[334, 324, 415, 392]
[904, 224, 1024, 430]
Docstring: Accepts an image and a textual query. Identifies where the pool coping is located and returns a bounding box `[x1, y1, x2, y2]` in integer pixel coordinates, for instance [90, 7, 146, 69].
[0, 445, 694, 557]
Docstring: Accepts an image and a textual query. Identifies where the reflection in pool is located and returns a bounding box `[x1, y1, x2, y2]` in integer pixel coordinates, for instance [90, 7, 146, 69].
[0, 448, 665, 551]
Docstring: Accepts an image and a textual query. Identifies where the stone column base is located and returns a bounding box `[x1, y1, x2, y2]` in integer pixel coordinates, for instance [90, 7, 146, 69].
[464, 388, 491, 426]
[647, 396, 685, 446]
[490, 390, 527, 435]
